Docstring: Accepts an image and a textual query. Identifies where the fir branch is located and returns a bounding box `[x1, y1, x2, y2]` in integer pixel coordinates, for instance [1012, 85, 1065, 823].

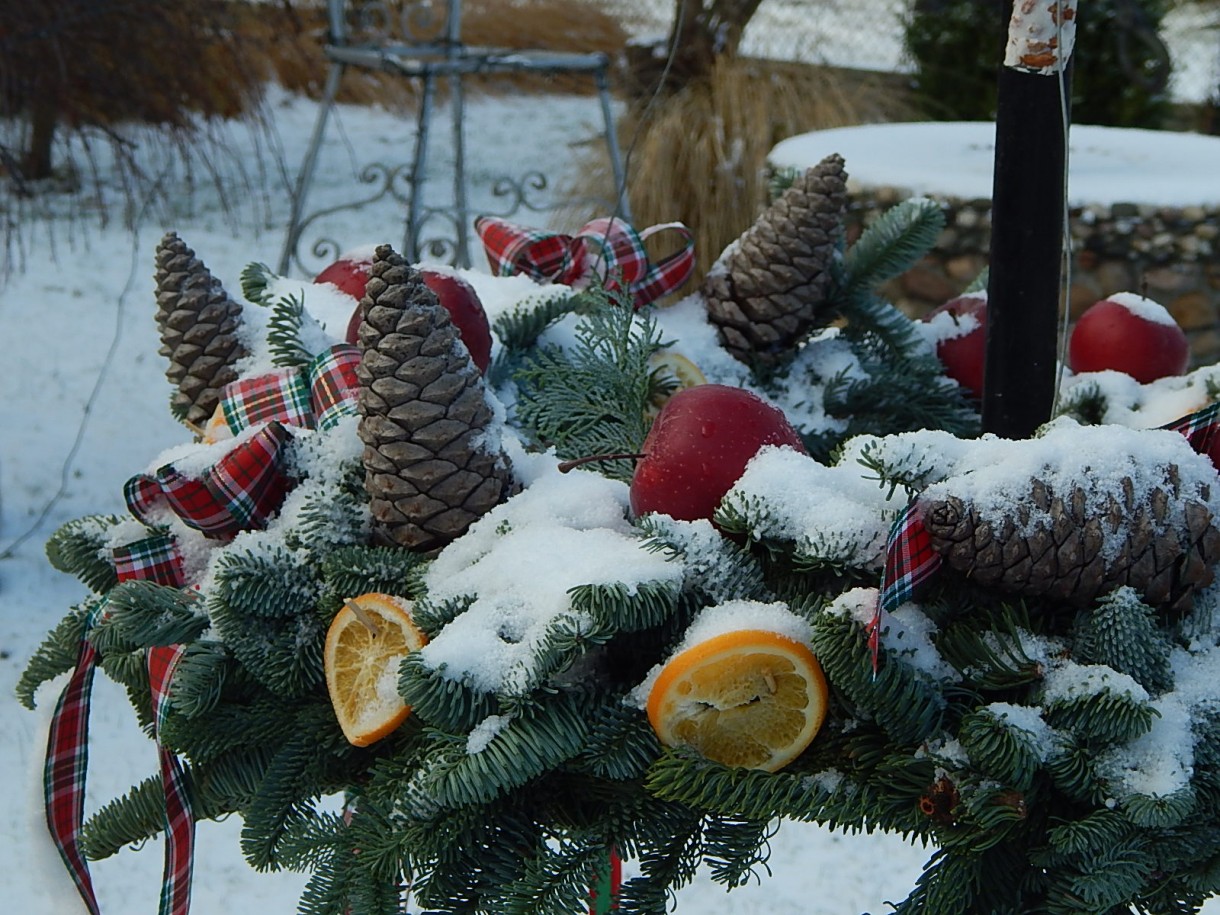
[1054, 378, 1110, 426]
[318, 544, 427, 619]
[497, 840, 613, 915]
[240, 261, 277, 305]
[615, 807, 704, 915]
[404, 692, 593, 814]
[1072, 588, 1175, 695]
[565, 702, 660, 781]
[1045, 737, 1106, 805]
[208, 597, 327, 698]
[45, 514, 124, 593]
[81, 752, 262, 861]
[811, 611, 946, 747]
[166, 639, 233, 718]
[88, 580, 208, 653]
[936, 610, 1046, 693]
[567, 579, 682, 634]
[288, 460, 371, 555]
[1046, 808, 1133, 858]
[519, 611, 616, 691]
[267, 291, 313, 368]
[1120, 788, 1197, 829]
[638, 514, 772, 604]
[511, 295, 665, 479]
[839, 197, 946, 300]
[647, 750, 877, 833]
[1048, 837, 1156, 913]
[957, 706, 1046, 791]
[1043, 687, 1157, 746]
[214, 546, 322, 620]
[410, 593, 475, 641]
[16, 601, 95, 709]
[241, 727, 332, 871]
[397, 652, 496, 734]
[701, 815, 775, 890]
[491, 289, 590, 355]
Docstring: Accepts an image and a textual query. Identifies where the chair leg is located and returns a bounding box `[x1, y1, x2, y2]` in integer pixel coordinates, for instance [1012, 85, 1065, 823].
[596, 68, 631, 224]
[406, 71, 438, 264]
[279, 62, 346, 275]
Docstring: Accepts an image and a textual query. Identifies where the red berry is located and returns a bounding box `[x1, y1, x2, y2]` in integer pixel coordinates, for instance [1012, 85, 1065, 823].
[1068, 293, 1189, 384]
[629, 384, 807, 523]
[314, 249, 376, 301]
[922, 294, 987, 400]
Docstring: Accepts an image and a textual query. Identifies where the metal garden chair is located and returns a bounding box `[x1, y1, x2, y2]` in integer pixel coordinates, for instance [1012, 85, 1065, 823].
[278, 0, 631, 275]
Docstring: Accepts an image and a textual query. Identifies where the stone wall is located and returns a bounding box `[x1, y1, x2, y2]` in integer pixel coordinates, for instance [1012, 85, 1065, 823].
[846, 188, 1220, 365]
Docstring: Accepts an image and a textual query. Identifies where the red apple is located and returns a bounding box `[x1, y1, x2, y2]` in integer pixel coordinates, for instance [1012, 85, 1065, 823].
[314, 248, 376, 301]
[922, 294, 987, 400]
[342, 265, 493, 374]
[629, 384, 808, 523]
[1069, 293, 1189, 384]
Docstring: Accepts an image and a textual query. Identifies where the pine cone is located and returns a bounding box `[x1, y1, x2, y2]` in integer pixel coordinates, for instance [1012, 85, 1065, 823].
[356, 245, 515, 551]
[154, 232, 247, 428]
[703, 153, 848, 366]
[921, 471, 1220, 613]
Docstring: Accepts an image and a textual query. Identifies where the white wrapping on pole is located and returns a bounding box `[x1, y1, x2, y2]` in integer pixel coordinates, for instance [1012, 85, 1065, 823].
[1004, 0, 1078, 73]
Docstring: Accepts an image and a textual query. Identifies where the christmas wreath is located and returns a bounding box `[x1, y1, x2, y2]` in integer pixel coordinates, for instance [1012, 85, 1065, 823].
[21, 156, 1220, 915]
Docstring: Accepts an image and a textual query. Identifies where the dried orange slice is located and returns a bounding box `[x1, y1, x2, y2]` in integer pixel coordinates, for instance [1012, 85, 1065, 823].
[324, 593, 427, 747]
[646, 629, 828, 772]
[647, 351, 706, 417]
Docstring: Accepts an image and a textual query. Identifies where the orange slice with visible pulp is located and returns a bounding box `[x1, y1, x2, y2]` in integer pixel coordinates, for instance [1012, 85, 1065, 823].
[324, 593, 427, 747]
[646, 629, 828, 772]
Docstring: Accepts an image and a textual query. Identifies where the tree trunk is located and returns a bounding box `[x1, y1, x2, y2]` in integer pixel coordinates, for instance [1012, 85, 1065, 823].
[21, 86, 57, 180]
[624, 0, 765, 102]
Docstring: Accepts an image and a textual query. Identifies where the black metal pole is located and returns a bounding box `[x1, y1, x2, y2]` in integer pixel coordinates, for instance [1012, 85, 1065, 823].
[982, 3, 1075, 438]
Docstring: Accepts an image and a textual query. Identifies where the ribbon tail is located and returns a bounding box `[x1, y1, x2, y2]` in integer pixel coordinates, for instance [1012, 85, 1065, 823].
[150, 645, 195, 915]
[44, 639, 102, 915]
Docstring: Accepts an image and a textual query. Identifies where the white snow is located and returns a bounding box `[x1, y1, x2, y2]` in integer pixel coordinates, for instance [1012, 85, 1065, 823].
[419, 462, 683, 694]
[1106, 291, 1181, 328]
[769, 122, 1220, 207]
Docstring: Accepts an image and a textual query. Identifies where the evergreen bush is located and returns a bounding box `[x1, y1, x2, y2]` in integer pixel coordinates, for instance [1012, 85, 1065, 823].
[904, 0, 1173, 127]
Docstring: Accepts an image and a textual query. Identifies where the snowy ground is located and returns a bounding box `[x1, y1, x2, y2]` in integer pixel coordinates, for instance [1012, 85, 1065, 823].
[3, 6, 1220, 912]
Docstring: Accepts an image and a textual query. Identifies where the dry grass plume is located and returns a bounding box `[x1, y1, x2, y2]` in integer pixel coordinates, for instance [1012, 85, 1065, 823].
[615, 57, 914, 292]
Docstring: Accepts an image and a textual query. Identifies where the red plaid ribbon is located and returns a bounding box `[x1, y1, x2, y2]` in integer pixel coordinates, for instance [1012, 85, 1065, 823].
[124, 421, 293, 538]
[475, 215, 695, 308]
[871, 502, 944, 673]
[217, 344, 360, 437]
[1162, 401, 1220, 464]
[45, 533, 194, 915]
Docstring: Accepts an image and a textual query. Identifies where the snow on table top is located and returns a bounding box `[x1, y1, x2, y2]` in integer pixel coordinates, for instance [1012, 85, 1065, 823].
[768, 121, 1220, 207]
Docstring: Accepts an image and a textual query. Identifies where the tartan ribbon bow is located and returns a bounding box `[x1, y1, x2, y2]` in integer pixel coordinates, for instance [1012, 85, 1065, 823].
[474, 215, 696, 308]
[215, 343, 360, 437]
[45, 532, 194, 915]
[868, 401, 1220, 672]
[124, 421, 294, 538]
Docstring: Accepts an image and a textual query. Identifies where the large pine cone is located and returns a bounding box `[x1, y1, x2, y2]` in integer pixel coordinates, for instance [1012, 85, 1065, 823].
[703, 153, 848, 366]
[356, 245, 515, 551]
[154, 232, 247, 428]
[922, 470, 1220, 612]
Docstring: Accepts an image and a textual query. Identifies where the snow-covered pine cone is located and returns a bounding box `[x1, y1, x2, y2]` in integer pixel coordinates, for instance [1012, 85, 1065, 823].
[703, 153, 848, 367]
[356, 245, 515, 551]
[921, 471, 1220, 612]
[154, 231, 247, 428]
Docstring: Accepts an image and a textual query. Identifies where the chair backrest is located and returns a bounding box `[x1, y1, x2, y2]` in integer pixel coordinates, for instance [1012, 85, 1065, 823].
[326, 0, 462, 52]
